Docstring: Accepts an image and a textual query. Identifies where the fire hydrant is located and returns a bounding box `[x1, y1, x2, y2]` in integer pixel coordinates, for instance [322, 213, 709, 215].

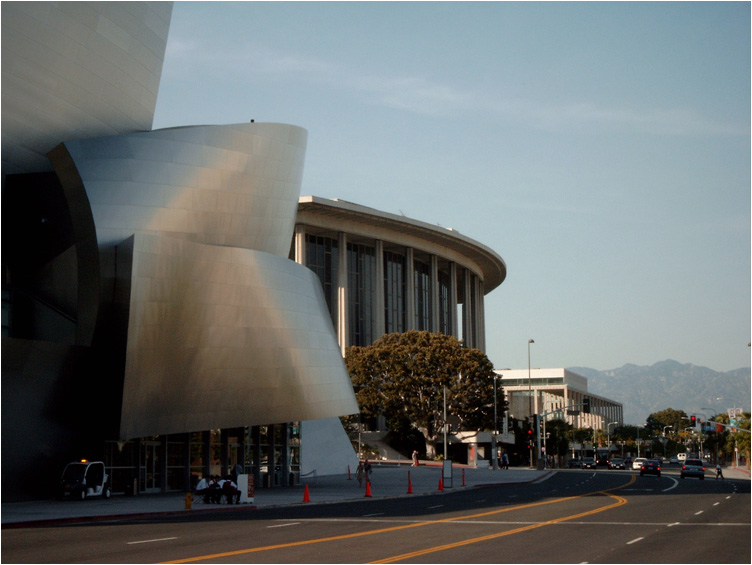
[184, 492, 193, 510]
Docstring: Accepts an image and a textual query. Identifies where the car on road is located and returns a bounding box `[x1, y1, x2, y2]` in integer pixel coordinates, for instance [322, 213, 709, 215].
[59, 460, 111, 500]
[632, 457, 647, 470]
[669, 456, 679, 465]
[582, 457, 597, 469]
[640, 459, 661, 477]
[608, 458, 625, 469]
[567, 458, 581, 468]
[596, 455, 610, 467]
[680, 458, 705, 480]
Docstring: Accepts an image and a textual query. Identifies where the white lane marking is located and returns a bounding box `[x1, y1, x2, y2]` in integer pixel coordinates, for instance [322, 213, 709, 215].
[362, 512, 384, 517]
[127, 537, 177, 545]
[427, 505, 445, 509]
[267, 522, 300, 528]
[627, 537, 644, 545]
[662, 477, 679, 492]
[695, 511, 703, 515]
[726, 496, 732, 499]
[713, 502, 720, 506]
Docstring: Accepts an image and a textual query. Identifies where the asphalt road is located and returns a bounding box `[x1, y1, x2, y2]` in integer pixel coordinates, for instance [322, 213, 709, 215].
[3, 470, 749, 564]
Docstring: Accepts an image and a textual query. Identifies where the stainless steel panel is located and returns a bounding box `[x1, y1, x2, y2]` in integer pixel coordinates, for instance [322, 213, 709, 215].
[59, 123, 307, 257]
[119, 234, 358, 439]
[1, 2, 173, 178]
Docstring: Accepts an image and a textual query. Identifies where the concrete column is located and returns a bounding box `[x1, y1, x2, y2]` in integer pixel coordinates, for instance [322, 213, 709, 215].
[477, 279, 486, 352]
[462, 268, 472, 347]
[337, 232, 348, 354]
[430, 254, 439, 333]
[449, 262, 458, 338]
[375, 240, 385, 339]
[405, 247, 415, 331]
[294, 224, 305, 264]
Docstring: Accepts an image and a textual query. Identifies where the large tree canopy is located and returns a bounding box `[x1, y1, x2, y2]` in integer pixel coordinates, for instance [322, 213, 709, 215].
[345, 330, 502, 458]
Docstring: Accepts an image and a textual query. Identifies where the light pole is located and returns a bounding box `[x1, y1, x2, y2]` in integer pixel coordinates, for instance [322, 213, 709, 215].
[662, 425, 673, 458]
[492, 374, 498, 470]
[527, 339, 535, 468]
[607, 422, 618, 458]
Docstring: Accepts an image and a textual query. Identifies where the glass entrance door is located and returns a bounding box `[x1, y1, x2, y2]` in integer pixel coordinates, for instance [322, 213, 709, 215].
[141, 441, 161, 493]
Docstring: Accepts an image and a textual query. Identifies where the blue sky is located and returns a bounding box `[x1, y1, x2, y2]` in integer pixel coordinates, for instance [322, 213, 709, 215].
[153, 1, 750, 373]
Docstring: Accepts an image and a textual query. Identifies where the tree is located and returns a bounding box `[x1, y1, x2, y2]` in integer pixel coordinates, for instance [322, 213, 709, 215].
[345, 331, 501, 459]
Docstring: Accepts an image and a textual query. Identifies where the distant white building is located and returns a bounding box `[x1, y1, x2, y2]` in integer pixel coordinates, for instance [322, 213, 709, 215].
[499, 368, 623, 430]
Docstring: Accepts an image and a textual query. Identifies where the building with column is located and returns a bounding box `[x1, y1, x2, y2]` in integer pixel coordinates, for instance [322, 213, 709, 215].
[293, 196, 506, 354]
[500, 368, 623, 430]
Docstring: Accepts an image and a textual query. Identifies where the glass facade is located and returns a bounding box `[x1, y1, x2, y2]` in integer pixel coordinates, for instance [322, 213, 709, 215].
[384, 251, 406, 334]
[438, 269, 452, 335]
[414, 260, 431, 330]
[347, 242, 376, 346]
[305, 234, 339, 327]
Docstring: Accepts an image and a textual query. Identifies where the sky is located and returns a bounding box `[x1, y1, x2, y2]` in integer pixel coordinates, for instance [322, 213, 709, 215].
[152, 1, 751, 373]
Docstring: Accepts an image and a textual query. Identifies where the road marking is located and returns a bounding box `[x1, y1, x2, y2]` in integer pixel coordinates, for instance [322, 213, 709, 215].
[363, 513, 385, 517]
[267, 522, 300, 528]
[369, 489, 631, 564]
[668, 522, 680, 527]
[161, 475, 637, 564]
[713, 502, 720, 506]
[128, 537, 177, 545]
[662, 478, 679, 492]
[695, 511, 703, 515]
[626, 537, 644, 545]
[427, 505, 444, 509]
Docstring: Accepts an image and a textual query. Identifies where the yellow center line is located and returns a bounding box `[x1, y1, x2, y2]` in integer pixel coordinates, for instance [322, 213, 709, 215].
[162, 475, 636, 564]
[370, 489, 629, 563]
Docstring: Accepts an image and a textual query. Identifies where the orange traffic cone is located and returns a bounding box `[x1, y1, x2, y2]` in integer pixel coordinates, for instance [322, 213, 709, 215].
[303, 484, 310, 502]
[438, 476, 444, 491]
[407, 471, 413, 494]
[364, 479, 372, 498]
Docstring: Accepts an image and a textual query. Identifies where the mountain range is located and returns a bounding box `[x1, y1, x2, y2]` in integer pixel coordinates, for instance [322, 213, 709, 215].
[567, 360, 751, 425]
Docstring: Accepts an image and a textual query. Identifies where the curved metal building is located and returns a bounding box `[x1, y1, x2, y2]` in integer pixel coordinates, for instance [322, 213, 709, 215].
[1, 2, 506, 500]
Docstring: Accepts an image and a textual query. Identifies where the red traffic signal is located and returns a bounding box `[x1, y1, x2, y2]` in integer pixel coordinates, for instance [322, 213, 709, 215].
[690, 415, 696, 426]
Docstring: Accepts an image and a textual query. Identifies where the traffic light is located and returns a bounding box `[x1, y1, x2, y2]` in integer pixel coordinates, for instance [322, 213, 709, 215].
[690, 415, 696, 426]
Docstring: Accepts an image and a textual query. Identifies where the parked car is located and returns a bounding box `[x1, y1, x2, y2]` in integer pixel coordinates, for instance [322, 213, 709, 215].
[640, 460, 661, 477]
[567, 458, 582, 469]
[632, 457, 647, 470]
[608, 457, 625, 469]
[680, 458, 706, 480]
[596, 455, 610, 467]
[59, 460, 111, 500]
[582, 457, 597, 469]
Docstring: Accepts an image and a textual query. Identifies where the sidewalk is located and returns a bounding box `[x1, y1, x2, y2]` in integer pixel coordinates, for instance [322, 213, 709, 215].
[2, 463, 550, 528]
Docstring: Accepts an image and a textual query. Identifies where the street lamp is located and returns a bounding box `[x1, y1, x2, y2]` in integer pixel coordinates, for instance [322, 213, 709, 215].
[527, 339, 535, 468]
[607, 422, 618, 456]
[492, 374, 498, 470]
[662, 425, 673, 458]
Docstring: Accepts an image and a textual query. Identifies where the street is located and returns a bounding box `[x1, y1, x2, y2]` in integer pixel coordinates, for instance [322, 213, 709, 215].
[2, 470, 749, 564]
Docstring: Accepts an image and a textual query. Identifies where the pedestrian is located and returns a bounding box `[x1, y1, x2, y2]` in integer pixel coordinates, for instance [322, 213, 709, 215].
[412, 450, 419, 466]
[364, 459, 372, 481]
[501, 452, 509, 470]
[356, 461, 364, 487]
[715, 463, 724, 480]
